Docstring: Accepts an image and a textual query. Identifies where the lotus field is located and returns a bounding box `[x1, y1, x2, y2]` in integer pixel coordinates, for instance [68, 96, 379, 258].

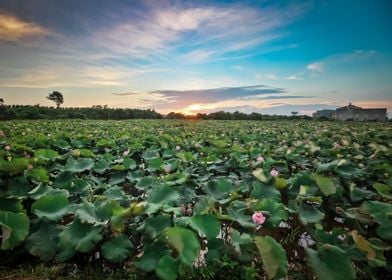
[0, 120, 391, 279]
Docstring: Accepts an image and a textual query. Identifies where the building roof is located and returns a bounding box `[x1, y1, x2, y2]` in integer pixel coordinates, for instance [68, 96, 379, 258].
[336, 103, 362, 110]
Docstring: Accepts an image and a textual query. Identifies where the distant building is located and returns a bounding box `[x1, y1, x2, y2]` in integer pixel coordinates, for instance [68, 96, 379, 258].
[313, 103, 387, 121]
[333, 103, 387, 121]
[313, 109, 335, 119]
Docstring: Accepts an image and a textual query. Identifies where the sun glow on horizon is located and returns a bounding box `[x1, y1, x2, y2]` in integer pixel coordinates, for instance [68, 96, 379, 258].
[178, 103, 211, 115]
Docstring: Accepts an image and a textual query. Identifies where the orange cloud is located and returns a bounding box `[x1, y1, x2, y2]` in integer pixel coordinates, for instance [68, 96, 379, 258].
[0, 13, 48, 41]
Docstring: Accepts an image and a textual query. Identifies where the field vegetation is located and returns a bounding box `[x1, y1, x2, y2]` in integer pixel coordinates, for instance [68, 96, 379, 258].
[0, 120, 391, 279]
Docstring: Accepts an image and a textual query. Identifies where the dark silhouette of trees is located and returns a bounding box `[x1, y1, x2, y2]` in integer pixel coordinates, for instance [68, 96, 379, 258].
[0, 98, 4, 106]
[0, 104, 312, 121]
[47, 91, 64, 108]
[0, 105, 163, 120]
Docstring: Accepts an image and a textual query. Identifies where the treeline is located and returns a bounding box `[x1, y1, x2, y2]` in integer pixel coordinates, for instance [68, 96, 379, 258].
[0, 105, 311, 120]
[0, 105, 162, 120]
[166, 111, 311, 120]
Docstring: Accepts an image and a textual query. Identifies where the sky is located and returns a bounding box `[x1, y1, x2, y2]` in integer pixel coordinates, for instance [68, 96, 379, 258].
[0, 0, 391, 115]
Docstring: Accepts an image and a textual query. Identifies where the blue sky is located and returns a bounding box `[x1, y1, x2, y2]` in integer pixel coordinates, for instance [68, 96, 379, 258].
[0, 0, 391, 115]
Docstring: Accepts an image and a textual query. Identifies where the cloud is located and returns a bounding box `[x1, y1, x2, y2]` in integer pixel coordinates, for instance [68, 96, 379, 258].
[112, 84, 313, 114]
[0, 64, 165, 88]
[232, 65, 243, 71]
[266, 74, 279, 80]
[179, 103, 338, 116]
[285, 74, 303, 80]
[307, 62, 324, 72]
[180, 49, 216, 63]
[113, 85, 286, 109]
[91, 3, 306, 61]
[239, 95, 312, 100]
[0, 13, 49, 41]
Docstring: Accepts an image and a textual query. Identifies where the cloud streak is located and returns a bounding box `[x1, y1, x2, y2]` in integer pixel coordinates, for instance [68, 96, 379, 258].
[90, 3, 306, 62]
[112, 84, 313, 113]
[0, 12, 49, 41]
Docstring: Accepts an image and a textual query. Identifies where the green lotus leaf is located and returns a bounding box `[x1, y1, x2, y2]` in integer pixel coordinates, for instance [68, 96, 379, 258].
[362, 201, 392, 240]
[0, 198, 25, 213]
[254, 236, 288, 280]
[205, 179, 235, 201]
[227, 201, 255, 228]
[123, 158, 137, 170]
[75, 201, 109, 225]
[27, 167, 49, 183]
[140, 214, 171, 239]
[189, 214, 220, 240]
[65, 158, 94, 173]
[53, 171, 74, 189]
[306, 245, 356, 280]
[313, 174, 336, 196]
[101, 234, 133, 262]
[136, 242, 170, 272]
[0, 211, 30, 250]
[250, 181, 281, 202]
[274, 177, 287, 189]
[0, 158, 29, 175]
[298, 204, 325, 225]
[5, 176, 34, 198]
[163, 227, 200, 266]
[58, 219, 102, 260]
[231, 229, 252, 257]
[103, 186, 128, 201]
[193, 197, 216, 215]
[148, 185, 179, 205]
[93, 159, 111, 174]
[135, 176, 156, 191]
[156, 255, 178, 280]
[35, 149, 59, 161]
[372, 183, 392, 200]
[25, 222, 62, 261]
[32, 191, 69, 221]
[147, 157, 163, 171]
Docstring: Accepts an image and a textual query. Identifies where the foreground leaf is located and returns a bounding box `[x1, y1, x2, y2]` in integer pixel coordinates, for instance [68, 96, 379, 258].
[101, 234, 133, 262]
[164, 227, 200, 266]
[155, 255, 178, 280]
[254, 236, 288, 280]
[25, 222, 62, 261]
[0, 211, 30, 250]
[32, 191, 69, 221]
[306, 245, 356, 280]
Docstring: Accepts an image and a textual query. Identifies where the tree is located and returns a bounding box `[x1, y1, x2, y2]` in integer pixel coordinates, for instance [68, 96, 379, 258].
[0, 98, 4, 106]
[291, 111, 298, 116]
[47, 91, 64, 108]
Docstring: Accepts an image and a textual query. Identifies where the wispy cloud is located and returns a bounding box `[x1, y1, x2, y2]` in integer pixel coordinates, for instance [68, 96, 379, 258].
[285, 74, 303, 80]
[0, 64, 165, 88]
[91, 3, 306, 62]
[266, 74, 279, 80]
[0, 13, 49, 41]
[111, 84, 313, 114]
[307, 62, 324, 72]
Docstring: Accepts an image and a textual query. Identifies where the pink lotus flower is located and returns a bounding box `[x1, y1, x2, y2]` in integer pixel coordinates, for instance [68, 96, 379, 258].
[256, 156, 264, 162]
[252, 212, 266, 225]
[194, 143, 201, 148]
[176, 145, 181, 151]
[334, 143, 341, 148]
[270, 169, 279, 177]
[122, 150, 130, 156]
[4, 145, 11, 151]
